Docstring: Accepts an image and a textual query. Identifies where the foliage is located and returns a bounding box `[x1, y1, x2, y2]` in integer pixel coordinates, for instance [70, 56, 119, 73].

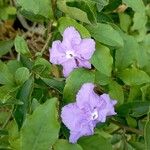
[0, 0, 150, 149]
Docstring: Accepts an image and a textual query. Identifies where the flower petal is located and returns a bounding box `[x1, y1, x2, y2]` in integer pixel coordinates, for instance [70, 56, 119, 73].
[99, 94, 117, 117]
[61, 102, 94, 143]
[49, 40, 67, 64]
[76, 83, 100, 110]
[62, 27, 81, 49]
[98, 109, 107, 122]
[62, 59, 77, 77]
[74, 39, 95, 59]
[76, 59, 91, 68]
[69, 131, 82, 143]
[69, 128, 94, 143]
[61, 103, 85, 131]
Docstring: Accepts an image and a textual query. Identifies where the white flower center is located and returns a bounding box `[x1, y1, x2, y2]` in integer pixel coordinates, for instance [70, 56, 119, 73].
[91, 109, 98, 120]
[66, 51, 75, 59]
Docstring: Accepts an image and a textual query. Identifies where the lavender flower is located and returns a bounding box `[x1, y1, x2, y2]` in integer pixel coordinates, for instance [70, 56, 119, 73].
[61, 83, 117, 143]
[49, 27, 95, 77]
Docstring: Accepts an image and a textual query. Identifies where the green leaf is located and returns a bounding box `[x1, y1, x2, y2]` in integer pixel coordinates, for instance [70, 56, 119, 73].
[103, 0, 122, 12]
[117, 101, 150, 117]
[144, 111, 150, 150]
[14, 36, 30, 55]
[0, 110, 10, 125]
[0, 6, 16, 20]
[78, 134, 112, 150]
[58, 17, 90, 38]
[137, 44, 149, 68]
[95, 71, 110, 86]
[129, 142, 145, 150]
[122, 0, 146, 42]
[119, 13, 131, 33]
[0, 85, 19, 103]
[57, 0, 91, 24]
[20, 55, 33, 70]
[109, 81, 124, 105]
[13, 76, 34, 129]
[141, 34, 150, 74]
[128, 86, 142, 102]
[41, 77, 65, 93]
[141, 84, 150, 101]
[91, 43, 113, 77]
[93, 0, 109, 12]
[21, 98, 60, 150]
[126, 116, 137, 128]
[146, 4, 150, 17]
[96, 12, 113, 23]
[142, 34, 150, 51]
[0, 40, 14, 57]
[32, 57, 51, 77]
[118, 68, 150, 86]
[0, 135, 10, 150]
[7, 60, 23, 74]
[31, 98, 40, 112]
[87, 23, 124, 47]
[53, 139, 83, 150]
[31, 87, 49, 105]
[16, 0, 53, 21]
[131, 12, 147, 42]
[63, 68, 95, 104]
[8, 121, 21, 150]
[15, 67, 30, 85]
[67, 0, 97, 23]
[132, 12, 147, 31]
[115, 34, 139, 70]
[122, 0, 145, 12]
[0, 130, 8, 136]
[116, 34, 149, 69]
[0, 61, 14, 85]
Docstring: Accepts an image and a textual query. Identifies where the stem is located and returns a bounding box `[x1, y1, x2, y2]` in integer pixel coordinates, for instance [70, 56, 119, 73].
[41, 33, 52, 55]
[17, 13, 35, 31]
[51, 0, 57, 15]
[17, 53, 20, 61]
[40, 0, 57, 56]
[110, 119, 143, 136]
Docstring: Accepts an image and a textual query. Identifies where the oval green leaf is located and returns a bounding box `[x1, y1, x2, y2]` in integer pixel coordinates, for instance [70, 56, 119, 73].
[87, 23, 124, 47]
[78, 134, 112, 150]
[53, 139, 83, 150]
[15, 67, 30, 85]
[91, 43, 113, 77]
[14, 36, 30, 55]
[21, 98, 60, 150]
[118, 68, 150, 86]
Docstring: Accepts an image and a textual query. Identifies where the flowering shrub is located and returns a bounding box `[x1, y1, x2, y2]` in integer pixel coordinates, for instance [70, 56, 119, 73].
[0, 0, 150, 149]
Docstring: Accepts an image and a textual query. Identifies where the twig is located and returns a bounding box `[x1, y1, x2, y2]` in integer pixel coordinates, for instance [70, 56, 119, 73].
[111, 127, 121, 134]
[110, 119, 143, 136]
[17, 53, 20, 61]
[51, 0, 57, 15]
[9, 50, 15, 59]
[17, 13, 32, 31]
[41, 33, 52, 55]
[1, 56, 11, 60]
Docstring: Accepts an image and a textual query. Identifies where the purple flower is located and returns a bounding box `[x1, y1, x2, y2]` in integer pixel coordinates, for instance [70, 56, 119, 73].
[49, 27, 95, 77]
[61, 83, 117, 143]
